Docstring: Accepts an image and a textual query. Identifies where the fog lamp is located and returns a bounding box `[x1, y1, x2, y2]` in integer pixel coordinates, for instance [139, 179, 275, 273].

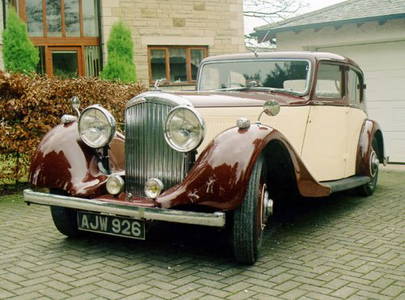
[106, 174, 124, 195]
[144, 178, 164, 199]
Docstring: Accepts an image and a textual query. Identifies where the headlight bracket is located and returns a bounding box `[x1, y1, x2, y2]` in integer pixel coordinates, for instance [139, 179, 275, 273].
[96, 146, 111, 175]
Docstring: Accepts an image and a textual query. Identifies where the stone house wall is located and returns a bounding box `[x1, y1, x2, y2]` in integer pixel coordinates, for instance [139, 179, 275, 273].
[101, 0, 246, 85]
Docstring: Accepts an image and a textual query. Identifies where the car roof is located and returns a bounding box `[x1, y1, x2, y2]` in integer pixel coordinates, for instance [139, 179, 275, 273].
[201, 51, 361, 69]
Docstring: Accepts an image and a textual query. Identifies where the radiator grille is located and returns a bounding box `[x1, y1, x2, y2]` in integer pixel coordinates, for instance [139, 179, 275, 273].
[125, 101, 187, 196]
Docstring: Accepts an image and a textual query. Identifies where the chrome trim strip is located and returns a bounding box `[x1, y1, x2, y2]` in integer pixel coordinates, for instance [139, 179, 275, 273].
[24, 189, 226, 227]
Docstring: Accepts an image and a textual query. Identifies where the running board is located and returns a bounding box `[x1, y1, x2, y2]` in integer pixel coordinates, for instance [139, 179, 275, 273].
[321, 176, 370, 193]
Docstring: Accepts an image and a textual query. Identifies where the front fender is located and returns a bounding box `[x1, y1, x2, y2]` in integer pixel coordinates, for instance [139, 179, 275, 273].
[157, 123, 331, 210]
[29, 122, 124, 197]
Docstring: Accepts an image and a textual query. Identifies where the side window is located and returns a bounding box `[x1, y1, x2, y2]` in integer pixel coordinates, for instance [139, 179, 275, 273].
[315, 63, 343, 99]
[348, 69, 362, 106]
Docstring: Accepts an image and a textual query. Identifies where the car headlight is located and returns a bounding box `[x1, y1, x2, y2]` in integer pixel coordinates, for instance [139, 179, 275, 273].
[78, 105, 116, 148]
[164, 106, 205, 152]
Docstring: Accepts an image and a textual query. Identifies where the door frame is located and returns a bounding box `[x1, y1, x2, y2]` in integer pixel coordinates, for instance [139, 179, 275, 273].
[45, 46, 84, 77]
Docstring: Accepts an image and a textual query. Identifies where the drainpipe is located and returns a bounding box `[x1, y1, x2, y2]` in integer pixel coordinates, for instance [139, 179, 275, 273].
[98, 0, 104, 72]
[2, 0, 6, 30]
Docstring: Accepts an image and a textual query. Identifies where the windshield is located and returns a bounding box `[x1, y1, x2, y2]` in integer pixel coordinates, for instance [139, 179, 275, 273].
[198, 59, 311, 94]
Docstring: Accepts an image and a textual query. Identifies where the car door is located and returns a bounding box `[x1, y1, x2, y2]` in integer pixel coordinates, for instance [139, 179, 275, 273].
[301, 62, 349, 181]
[345, 67, 368, 177]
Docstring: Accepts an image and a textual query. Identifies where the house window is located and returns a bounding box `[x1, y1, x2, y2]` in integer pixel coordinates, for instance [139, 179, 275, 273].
[18, 0, 101, 78]
[149, 46, 207, 84]
[24, 0, 99, 38]
[25, 0, 43, 36]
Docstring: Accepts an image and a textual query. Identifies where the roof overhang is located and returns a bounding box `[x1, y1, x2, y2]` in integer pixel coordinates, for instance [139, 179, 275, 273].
[252, 13, 405, 42]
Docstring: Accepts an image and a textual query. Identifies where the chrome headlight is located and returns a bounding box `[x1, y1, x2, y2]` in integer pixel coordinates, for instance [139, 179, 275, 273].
[78, 105, 116, 148]
[164, 106, 205, 152]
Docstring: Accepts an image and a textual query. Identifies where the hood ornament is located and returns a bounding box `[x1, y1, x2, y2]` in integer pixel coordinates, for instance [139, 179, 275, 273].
[154, 78, 166, 90]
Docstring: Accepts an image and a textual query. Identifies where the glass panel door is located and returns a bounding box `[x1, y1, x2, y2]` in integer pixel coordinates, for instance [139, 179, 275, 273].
[48, 47, 82, 78]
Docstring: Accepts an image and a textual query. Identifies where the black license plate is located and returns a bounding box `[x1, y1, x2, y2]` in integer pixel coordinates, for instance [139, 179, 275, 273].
[77, 211, 145, 240]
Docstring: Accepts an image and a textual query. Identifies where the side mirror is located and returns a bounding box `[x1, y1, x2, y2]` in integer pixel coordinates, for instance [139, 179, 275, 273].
[263, 100, 280, 117]
[71, 96, 81, 116]
[258, 100, 280, 121]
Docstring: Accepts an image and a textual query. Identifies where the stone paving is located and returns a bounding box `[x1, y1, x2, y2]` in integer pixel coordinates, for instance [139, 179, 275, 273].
[0, 167, 404, 300]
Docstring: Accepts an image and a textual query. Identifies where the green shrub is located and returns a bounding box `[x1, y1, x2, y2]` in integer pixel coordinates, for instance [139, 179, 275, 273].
[2, 7, 39, 74]
[100, 21, 136, 83]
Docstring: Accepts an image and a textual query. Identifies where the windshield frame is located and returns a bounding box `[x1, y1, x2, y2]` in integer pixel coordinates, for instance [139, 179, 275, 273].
[196, 58, 313, 96]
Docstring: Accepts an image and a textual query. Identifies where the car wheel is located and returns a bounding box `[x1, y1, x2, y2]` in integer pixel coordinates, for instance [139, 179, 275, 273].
[232, 155, 272, 264]
[50, 190, 80, 237]
[358, 139, 379, 196]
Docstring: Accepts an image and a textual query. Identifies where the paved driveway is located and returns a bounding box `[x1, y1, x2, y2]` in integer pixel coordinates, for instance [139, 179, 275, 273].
[0, 168, 404, 300]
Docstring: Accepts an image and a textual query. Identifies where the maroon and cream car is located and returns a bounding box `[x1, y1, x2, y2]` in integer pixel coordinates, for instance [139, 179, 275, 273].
[24, 52, 385, 264]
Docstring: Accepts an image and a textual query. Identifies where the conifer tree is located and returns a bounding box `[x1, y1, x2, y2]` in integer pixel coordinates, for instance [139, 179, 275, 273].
[2, 7, 39, 73]
[100, 21, 136, 83]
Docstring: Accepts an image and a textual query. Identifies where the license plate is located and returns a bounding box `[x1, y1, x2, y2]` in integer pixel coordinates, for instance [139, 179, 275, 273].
[77, 211, 145, 240]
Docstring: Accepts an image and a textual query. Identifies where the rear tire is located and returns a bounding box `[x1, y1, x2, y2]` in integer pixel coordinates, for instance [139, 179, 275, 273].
[49, 190, 80, 237]
[358, 139, 379, 196]
[232, 155, 270, 264]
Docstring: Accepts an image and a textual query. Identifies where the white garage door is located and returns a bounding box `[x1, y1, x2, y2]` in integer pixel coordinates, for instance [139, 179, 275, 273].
[318, 41, 405, 162]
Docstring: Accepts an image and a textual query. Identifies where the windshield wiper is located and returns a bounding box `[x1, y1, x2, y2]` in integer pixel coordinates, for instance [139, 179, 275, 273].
[266, 87, 301, 96]
[212, 86, 300, 95]
[213, 86, 251, 91]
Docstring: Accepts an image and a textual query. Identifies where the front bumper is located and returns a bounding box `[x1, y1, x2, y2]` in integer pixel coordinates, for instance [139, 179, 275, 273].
[23, 189, 226, 227]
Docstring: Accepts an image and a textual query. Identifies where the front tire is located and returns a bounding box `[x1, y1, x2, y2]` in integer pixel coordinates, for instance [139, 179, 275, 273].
[232, 155, 271, 264]
[49, 190, 80, 237]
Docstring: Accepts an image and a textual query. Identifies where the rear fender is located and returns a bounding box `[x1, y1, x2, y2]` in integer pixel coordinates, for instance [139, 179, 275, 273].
[356, 119, 385, 176]
[157, 123, 331, 210]
[29, 122, 124, 197]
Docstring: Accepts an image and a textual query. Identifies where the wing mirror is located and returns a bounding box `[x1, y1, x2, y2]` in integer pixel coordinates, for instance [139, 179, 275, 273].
[61, 96, 81, 124]
[258, 100, 280, 121]
[71, 96, 81, 117]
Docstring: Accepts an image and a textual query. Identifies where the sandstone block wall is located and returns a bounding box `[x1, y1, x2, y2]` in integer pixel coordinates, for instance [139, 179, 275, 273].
[101, 0, 246, 85]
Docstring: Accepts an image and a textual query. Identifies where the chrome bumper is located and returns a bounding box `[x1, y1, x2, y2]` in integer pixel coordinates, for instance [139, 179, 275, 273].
[23, 189, 226, 227]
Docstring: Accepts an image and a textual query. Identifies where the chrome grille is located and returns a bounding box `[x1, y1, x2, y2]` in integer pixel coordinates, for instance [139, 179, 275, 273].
[125, 100, 187, 196]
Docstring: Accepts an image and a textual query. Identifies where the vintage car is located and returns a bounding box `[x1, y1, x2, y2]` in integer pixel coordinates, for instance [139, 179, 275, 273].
[24, 52, 385, 264]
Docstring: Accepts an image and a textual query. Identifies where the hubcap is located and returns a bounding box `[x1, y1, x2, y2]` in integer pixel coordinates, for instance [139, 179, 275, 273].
[370, 151, 379, 177]
[260, 184, 273, 230]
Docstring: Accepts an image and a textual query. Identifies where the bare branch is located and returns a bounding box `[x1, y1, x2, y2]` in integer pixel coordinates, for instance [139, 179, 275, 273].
[244, 0, 307, 22]
[244, 0, 307, 48]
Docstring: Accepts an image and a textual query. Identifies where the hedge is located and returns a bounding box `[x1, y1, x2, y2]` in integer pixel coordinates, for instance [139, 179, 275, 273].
[0, 72, 145, 183]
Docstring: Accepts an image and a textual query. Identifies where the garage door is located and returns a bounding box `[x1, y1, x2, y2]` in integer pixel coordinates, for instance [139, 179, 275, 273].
[318, 41, 405, 162]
